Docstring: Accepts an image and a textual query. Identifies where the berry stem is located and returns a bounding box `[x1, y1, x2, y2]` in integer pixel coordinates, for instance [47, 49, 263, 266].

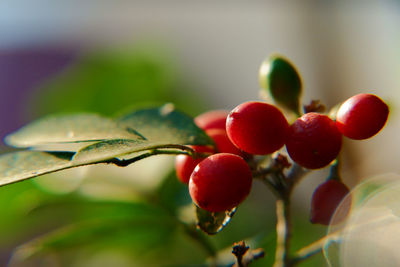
[326, 159, 341, 182]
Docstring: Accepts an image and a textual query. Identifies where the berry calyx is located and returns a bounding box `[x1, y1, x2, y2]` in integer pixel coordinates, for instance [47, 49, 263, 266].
[226, 101, 289, 155]
[194, 110, 229, 131]
[205, 129, 245, 157]
[310, 179, 351, 225]
[285, 113, 342, 169]
[336, 93, 389, 140]
[175, 146, 214, 184]
[189, 153, 252, 212]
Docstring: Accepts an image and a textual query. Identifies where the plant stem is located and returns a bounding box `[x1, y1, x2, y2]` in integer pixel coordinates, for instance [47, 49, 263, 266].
[271, 163, 308, 267]
[273, 197, 291, 267]
[290, 231, 341, 265]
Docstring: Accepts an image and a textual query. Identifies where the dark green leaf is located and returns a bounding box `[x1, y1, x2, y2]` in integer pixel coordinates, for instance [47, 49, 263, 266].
[259, 55, 302, 115]
[196, 206, 236, 235]
[5, 113, 144, 151]
[0, 151, 75, 187]
[118, 104, 213, 146]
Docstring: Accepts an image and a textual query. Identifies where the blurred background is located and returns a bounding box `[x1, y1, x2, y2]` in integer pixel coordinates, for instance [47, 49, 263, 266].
[0, 1, 399, 266]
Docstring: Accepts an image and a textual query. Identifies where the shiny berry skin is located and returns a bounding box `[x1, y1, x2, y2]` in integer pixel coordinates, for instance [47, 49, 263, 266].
[226, 101, 289, 155]
[310, 180, 351, 225]
[205, 129, 245, 157]
[286, 113, 342, 169]
[189, 153, 252, 212]
[175, 146, 214, 184]
[194, 110, 229, 131]
[336, 93, 389, 140]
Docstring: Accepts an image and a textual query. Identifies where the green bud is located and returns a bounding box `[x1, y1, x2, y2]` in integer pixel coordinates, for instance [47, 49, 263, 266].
[259, 55, 302, 115]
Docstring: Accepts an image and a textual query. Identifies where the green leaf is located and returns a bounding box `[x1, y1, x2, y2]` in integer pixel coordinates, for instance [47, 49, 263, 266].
[72, 139, 148, 165]
[5, 113, 144, 150]
[72, 104, 214, 164]
[1, 105, 213, 185]
[71, 139, 191, 165]
[259, 55, 302, 115]
[196, 206, 236, 235]
[0, 151, 75, 187]
[118, 104, 213, 146]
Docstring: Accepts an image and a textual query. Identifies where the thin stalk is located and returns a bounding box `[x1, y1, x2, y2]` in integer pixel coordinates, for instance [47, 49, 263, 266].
[273, 197, 292, 267]
[272, 163, 308, 267]
[290, 231, 341, 265]
[109, 149, 192, 167]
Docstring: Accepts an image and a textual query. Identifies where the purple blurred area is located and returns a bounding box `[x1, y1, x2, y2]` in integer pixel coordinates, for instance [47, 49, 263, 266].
[0, 47, 77, 148]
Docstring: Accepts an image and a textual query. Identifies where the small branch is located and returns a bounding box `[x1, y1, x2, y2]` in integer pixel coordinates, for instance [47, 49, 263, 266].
[273, 198, 291, 267]
[290, 231, 341, 265]
[231, 241, 265, 267]
[232, 241, 249, 267]
[286, 163, 309, 189]
[252, 167, 275, 178]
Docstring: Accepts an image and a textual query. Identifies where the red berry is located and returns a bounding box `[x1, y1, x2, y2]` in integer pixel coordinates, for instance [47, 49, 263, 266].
[189, 153, 252, 212]
[195, 110, 229, 131]
[205, 129, 245, 157]
[336, 93, 389, 140]
[310, 179, 351, 225]
[226, 101, 289, 155]
[285, 113, 342, 169]
[175, 146, 214, 184]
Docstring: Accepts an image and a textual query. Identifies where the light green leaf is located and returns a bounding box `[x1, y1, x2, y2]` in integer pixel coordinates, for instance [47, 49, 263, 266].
[72, 139, 149, 165]
[73, 104, 213, 164]
[72, 139, 191, 165]
[0, 151, 75, 187]
[5, 113, 144, 150]
[118, 104, 213, 145]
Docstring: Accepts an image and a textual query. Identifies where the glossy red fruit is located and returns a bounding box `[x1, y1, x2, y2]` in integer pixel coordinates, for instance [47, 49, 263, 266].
[194, 110, 229, 131]
[189, 153, 252, 212]
[226, 101, 289, 155]
[286, 113, 342, 169]
[310, 179, 351, 225]
[336, 93, 389, 140]
[175, 146, 214, 184]
[205, 129, 245, 157]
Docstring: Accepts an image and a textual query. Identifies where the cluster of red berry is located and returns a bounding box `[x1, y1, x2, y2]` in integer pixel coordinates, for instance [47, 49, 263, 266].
[176, 58, 389, 226]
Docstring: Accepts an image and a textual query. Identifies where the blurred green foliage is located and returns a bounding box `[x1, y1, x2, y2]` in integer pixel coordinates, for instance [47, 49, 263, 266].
[28, 44, 205, 118]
